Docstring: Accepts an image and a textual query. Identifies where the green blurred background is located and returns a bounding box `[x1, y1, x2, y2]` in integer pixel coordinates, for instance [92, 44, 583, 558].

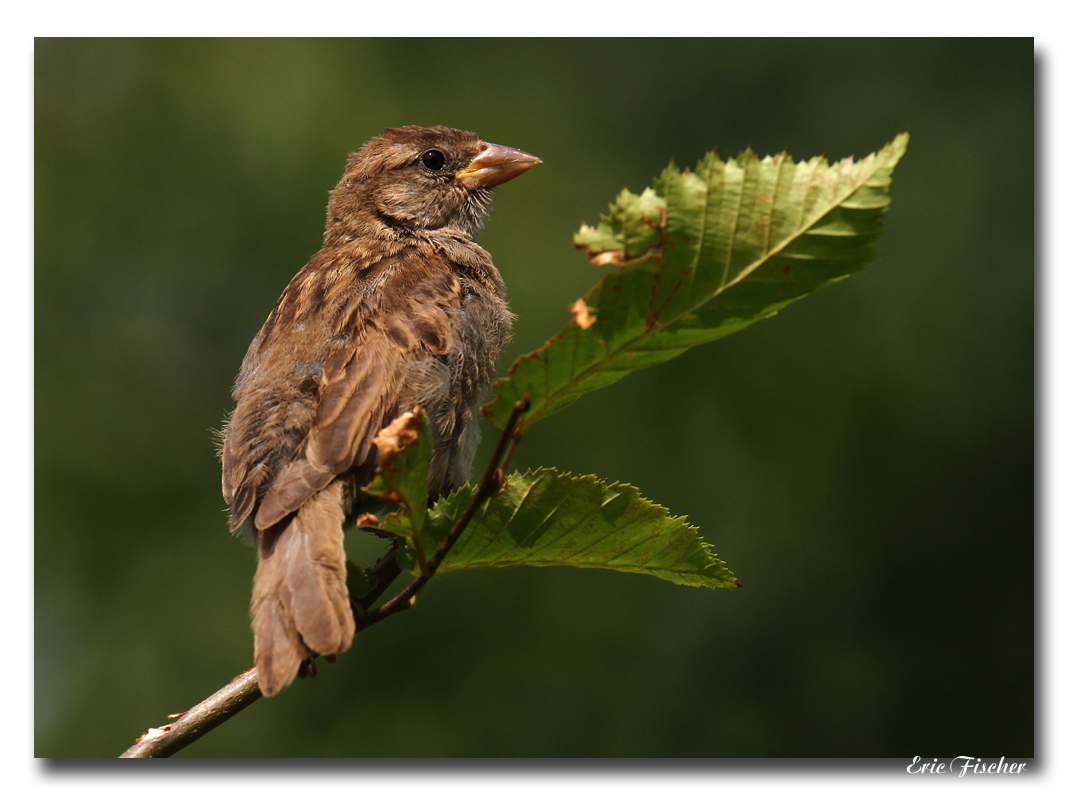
[34, 38, 1033, 757]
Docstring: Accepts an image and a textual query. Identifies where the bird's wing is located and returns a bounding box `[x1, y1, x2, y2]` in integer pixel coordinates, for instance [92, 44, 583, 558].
[227, 256, 463, 533]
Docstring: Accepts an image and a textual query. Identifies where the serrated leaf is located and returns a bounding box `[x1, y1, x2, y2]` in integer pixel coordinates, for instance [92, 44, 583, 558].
[574, 187, 667, 260]
[485, 134, 909, 431]
[405, 468, 737, 590]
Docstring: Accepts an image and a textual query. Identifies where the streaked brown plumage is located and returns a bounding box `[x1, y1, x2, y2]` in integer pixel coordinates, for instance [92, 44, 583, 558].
[220, 126, 540, 696]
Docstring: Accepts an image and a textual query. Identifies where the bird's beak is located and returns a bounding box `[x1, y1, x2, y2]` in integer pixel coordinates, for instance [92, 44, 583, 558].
[455, 143, 541, 189]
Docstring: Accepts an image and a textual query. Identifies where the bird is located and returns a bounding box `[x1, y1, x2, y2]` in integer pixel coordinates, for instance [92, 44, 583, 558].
[219, 126, 540, 696]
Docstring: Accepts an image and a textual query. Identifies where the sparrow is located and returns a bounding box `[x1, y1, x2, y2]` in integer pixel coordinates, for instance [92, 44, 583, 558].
[220, 126, 540, 696]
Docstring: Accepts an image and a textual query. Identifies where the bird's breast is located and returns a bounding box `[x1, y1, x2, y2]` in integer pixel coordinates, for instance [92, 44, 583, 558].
[412, 277, 512, 495]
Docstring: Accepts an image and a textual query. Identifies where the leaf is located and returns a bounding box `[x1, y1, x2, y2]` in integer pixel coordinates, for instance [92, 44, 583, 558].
[363, 408, 431, 542]
[485, 134, 909, 431]
[345, 559, 371, 602]
[396, 468, 738, 590]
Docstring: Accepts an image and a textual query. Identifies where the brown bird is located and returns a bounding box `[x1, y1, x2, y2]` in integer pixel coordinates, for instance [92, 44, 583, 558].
[220, 126, 540, 696]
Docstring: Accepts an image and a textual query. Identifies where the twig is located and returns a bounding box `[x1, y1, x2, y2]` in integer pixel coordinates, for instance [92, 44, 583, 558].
[352, 397, 530, 632]
[119, 668, 261, 758]
[119, 397, 530, 758]
[353, 542, 404, 615]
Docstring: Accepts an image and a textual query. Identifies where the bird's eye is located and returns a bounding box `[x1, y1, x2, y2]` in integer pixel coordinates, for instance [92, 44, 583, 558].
[421, 149, 446, 171]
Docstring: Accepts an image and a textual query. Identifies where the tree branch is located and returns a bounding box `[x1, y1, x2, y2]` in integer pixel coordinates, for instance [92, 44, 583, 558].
[119, 668, 261, 758]
[119, 397, 529, 758]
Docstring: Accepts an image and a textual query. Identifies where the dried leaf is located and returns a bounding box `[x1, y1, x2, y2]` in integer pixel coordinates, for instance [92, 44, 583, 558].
[371, 409, 422, 467]
[588, 250, 625, 268]
[569, 298, 597, 329]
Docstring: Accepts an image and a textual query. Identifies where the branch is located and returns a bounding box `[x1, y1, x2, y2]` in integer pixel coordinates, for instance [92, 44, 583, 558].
[119, 668, 261, 758]
[118, 397, 529, 758]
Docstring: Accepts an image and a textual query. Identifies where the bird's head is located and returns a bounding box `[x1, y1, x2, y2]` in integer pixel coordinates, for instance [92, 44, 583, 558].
[325, 126, 541, 243]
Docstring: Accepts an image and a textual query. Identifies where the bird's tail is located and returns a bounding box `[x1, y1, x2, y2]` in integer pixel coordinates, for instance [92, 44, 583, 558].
[251, 480, 355, 697]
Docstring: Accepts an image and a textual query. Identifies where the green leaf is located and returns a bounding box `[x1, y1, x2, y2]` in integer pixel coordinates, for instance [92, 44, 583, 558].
[485, 134, 909, 431]
[345, 559, 371, 602]
[407, 468, 738, 590]
[363, 408, 431, 543]
[574, 186, 666, 259]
